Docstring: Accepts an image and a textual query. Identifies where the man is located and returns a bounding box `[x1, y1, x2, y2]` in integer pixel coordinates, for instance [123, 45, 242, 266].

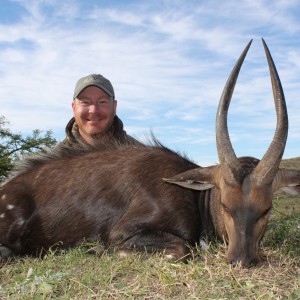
[64, 74, 140, 147]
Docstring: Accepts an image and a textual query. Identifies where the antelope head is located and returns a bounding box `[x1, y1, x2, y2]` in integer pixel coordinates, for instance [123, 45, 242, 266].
[165, 39, 300, 267]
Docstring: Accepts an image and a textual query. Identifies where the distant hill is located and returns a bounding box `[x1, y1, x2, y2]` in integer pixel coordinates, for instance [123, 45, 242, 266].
[278, 157, 300, 215]
[280, 157, 300, 170]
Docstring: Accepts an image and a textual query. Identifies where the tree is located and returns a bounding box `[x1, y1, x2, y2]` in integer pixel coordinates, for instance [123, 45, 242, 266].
[0, 116, 57, 181]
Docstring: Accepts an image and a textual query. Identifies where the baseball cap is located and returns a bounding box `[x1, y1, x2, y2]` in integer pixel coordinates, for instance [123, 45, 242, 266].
[73, 74, 115, 99]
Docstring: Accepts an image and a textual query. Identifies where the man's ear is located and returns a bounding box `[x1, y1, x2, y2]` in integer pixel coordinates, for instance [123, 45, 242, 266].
[113, 99, 117, 116]
[72, 100, 76, 112]
[163, 166, 217, 191]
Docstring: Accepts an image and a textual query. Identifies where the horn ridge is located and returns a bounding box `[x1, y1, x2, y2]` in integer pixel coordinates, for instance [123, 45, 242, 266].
[216, 39, 252, 184]
[252, 38, 288, 186]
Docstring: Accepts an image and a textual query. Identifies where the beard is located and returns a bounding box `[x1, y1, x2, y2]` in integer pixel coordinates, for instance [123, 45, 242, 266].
[89, 118, 115, 143]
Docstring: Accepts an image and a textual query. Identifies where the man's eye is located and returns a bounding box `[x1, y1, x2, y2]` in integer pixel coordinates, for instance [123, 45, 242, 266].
[98, 99, 109, 105]
[79, 99, 90, 106]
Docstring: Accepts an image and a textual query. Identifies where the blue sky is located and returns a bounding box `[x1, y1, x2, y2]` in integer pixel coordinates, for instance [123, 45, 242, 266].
[0, 0, 299, 166]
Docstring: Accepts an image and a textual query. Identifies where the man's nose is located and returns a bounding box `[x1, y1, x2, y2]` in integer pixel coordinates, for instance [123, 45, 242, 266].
[89, 104, 101, 113]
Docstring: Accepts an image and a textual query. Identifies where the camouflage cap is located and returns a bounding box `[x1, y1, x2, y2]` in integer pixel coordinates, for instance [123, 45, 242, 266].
[73, 74, 115, 99]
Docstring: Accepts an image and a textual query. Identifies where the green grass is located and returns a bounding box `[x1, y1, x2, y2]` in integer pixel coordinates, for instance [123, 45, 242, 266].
[0, 243, 299, 299]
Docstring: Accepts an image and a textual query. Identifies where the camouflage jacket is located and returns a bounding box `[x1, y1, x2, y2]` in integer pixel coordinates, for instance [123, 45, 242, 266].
[62, 115, 141, 147]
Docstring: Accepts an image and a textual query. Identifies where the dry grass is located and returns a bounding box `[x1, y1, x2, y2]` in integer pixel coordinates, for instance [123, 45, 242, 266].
[0, 241, 298, 300]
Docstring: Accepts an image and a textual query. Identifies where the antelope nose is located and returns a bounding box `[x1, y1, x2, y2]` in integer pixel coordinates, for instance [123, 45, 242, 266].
[227, 255, 259, 268]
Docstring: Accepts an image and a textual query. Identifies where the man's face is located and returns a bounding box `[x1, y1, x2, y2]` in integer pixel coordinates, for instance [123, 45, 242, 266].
[72, 85, 117, 144]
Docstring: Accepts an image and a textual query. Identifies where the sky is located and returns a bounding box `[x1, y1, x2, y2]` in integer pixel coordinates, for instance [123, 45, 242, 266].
[0, 0, 299, 166]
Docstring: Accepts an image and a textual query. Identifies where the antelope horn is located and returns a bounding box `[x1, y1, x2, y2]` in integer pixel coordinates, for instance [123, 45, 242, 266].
[252, 38, 288, 186]
[216, 40, 252, 184]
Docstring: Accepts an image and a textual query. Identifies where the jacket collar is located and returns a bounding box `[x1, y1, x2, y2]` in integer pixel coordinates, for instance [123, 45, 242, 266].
[65, 115, 126, 145]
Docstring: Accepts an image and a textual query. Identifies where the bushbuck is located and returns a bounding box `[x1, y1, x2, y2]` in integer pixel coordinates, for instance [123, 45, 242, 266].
[0, 39, 299, 266]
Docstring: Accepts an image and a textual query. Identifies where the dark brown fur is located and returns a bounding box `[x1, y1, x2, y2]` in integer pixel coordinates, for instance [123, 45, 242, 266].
[0, 141, 205, 260]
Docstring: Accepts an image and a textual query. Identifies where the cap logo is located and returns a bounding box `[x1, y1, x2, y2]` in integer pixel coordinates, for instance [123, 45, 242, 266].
[92, 75, 103, 84]
[82, 75, 103, 85]
[92, 75, 102, 81]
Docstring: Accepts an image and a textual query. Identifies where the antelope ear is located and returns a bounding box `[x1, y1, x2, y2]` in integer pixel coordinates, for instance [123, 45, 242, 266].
[273, 169, 300, 195]
[163, 166, 216, 191]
